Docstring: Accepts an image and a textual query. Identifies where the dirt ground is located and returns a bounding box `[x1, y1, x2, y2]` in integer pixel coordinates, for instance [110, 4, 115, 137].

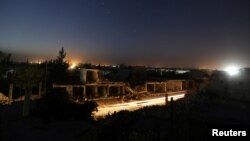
[0, 102, 95, 141]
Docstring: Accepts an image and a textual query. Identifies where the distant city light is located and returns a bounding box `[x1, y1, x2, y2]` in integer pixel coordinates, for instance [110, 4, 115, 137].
[176, 70, 190, 74]
[224, 65, 240, 76]
[69, 63, 77, 69]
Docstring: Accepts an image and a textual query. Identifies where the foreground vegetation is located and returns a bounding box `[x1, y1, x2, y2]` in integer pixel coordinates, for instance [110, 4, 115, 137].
[0, 88, 98, 141]
[1, 80, 250, 141]
[81, 89, 250, 141]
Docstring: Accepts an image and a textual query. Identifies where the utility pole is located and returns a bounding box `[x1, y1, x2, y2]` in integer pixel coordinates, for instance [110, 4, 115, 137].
[44, 61, 48, 94]
[170, 97, 174, 140]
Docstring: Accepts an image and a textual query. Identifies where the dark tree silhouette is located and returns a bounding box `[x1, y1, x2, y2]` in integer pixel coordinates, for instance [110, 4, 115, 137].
[43, 47, 70, 85]
[56, 47, 67, 64]
[0, 51, 12, 78]
[13, 64, 43, 117]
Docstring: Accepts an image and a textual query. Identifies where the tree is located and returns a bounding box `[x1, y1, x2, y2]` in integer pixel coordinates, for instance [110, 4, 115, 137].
[127, 67, 147, 88]
[56, 47, 67, 64]
[13, 64, 43, 117]
[46, 47, 70, 84]
[0, 51, 12, 78]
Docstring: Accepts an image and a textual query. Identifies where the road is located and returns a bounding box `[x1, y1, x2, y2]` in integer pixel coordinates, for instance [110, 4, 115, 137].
[94, 93, 185, 117]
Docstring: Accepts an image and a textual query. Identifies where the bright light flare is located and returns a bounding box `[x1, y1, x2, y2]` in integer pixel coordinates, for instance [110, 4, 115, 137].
[224, 66, 240, 76]
[69, 63, 77, 70]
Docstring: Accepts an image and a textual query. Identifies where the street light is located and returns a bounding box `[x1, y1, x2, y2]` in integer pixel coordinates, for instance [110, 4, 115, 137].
[224, 66, 240, 76]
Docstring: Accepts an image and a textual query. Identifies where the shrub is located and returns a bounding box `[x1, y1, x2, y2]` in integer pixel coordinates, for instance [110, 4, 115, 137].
[70, 101, 98, 120]
[35, 88, 98, 121]
[35, 88, 70, 120]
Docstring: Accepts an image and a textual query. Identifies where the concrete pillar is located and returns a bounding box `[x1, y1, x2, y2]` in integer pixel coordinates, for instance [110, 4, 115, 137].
[164, 83, 167, 92]
[83, 86, 86, 98]
[38, 82, 42, 98]
[66, 86, 73, 96]
[117, 86, 121, 95]
[8, 84, 13, 104]
[80, 69, 87, 83]
[174, 82, 177, 91]
[153, 84, 156, 93]
[95, 86, 98, 97]
[180, 81, 182, 91]
[145, 83, 148, 91]
[93, 70, 99, 83]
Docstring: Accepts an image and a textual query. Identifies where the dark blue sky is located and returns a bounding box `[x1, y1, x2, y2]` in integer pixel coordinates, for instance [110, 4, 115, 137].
[1, 0, 250, 68]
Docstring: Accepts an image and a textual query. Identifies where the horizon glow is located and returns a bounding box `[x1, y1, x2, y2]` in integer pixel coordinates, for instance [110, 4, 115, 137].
[224, 65, 240, 76]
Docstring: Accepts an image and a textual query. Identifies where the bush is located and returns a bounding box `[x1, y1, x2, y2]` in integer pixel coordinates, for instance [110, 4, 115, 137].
[70, 101, 98, 120]
[35, 88, 70, 120]
[35, 88, 98, 121]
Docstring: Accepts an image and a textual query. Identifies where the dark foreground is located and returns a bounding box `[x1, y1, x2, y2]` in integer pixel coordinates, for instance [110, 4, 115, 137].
[1, 92, 250, 141]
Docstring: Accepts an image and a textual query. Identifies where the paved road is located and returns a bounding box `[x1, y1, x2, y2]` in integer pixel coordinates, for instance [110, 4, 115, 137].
[94, 93, 185, 117]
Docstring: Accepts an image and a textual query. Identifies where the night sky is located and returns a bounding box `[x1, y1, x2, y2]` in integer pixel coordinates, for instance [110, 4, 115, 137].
[1, 0, 250, 69]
